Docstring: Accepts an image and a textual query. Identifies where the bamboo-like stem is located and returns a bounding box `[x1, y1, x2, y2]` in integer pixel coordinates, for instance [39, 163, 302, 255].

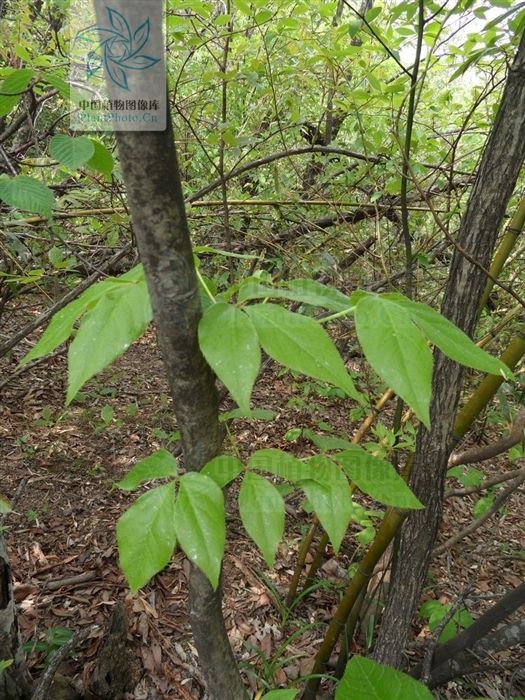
[453, 324, 525, 442]
[285, 521, 319, 608]
[300, 390, 394, 594]
[333, 588, 366, 680]
[302, 324, 523, 695]
[477, 304, 522, 349]
[478, 196, 525, 313]
[1, 201, 455, 227]
[303, 508, 409, 699]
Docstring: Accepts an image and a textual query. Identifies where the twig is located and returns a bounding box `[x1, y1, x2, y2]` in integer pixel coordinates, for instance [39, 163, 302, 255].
[429, 617, 525, 687]
[42, 571, 97, 591]
[420, 586, 473, 684]
[0, 348, 65, 392]
[0, 243, 132, 358]
[188, 145, 384, 202]
[446, 466, 525, 498]
[448, 409, 525, 467]
[30, 625, 96, 700]
[436, 471, 525, 553]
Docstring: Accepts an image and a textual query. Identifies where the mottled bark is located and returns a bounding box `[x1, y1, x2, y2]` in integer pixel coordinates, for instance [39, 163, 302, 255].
[0, 533, 32, 700]
[114, 115, 247, 699]
[374, 30, 525, 667]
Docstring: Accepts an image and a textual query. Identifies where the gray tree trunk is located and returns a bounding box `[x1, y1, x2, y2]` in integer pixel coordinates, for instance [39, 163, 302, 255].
[113, 117, 247, 699]
[374, 29, 525, 667]
[0, 533, 32, 700]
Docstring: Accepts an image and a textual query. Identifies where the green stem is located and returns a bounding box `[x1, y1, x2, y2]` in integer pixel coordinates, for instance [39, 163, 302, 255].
[303, 508, 409, 699]
[453, 324, 525, 442]
[195, 268, 216, 304]
[478, 196, 525, 314]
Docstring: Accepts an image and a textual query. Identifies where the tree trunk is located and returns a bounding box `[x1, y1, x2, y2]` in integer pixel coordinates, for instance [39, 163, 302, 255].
[0, 532, 32, 700]
[374, 29, 525, 668]
[113, 113, 247, 700]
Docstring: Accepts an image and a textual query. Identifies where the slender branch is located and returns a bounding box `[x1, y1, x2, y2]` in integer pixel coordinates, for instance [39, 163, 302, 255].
[0, 244, 132, 358]
[429, 618, 525, 687]
[436, 471, 525, 554]
[447, 466, 525, 498]
[448, 409, 525, 467]
[399, 0, 425, 298]
[413, 583, 525, 683]
[188, 145, 384, 202]
[30, 626, 95, 700]
[341, 0, 411, 77]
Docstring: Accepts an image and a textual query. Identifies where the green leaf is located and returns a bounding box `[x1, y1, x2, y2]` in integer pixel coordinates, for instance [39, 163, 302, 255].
[336, 656, 434, 700]
[0, 659, 13, 674]
[354, 294, 432, 427]
[41, 70, 71, 99]
[336, 447, 423, 509]
[201, 455, 243, 488]
[239, 472, 285, 566]
[50, 135, 95, 169]
[246, 304, 360, 401]
[239, 278, 353, 312]
[117, 449, 178, 491]
[117, 483, 176, 592]
[473, 494, 495, 519]
[261, 691, 299, 700]
[0, 175, 54, 217]
[302, 429, 354, 452]
[248, 448, 306, 481]
[219, 408, 276, 421]
[66, 277, 152, 403]
[199, 303, 260, 412]
[386, 294, 509, 377]
[173, 472, 225, 589]
[87, 139, 115, 176]
[298, 457, 353, 552]
[0, 496, 12, 514]
[0, 68, 33, 116]
[20, 297, 86, 366]
[20, 275, 131, 366]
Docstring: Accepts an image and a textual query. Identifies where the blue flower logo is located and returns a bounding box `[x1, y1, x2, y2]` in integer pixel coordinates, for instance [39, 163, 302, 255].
[74, 6, 160, 91]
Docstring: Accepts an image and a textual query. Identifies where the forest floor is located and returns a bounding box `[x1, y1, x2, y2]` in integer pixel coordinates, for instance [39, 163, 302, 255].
[1, 296, 524, 700]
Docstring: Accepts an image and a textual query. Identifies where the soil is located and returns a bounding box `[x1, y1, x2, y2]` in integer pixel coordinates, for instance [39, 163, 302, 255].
[1, 295, 524, 700]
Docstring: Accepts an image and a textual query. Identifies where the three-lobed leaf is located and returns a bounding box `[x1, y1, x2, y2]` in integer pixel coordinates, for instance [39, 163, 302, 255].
[239, 472, 285, 566]
[173, 472, 225, 589]
[117, 483, 176, 592]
